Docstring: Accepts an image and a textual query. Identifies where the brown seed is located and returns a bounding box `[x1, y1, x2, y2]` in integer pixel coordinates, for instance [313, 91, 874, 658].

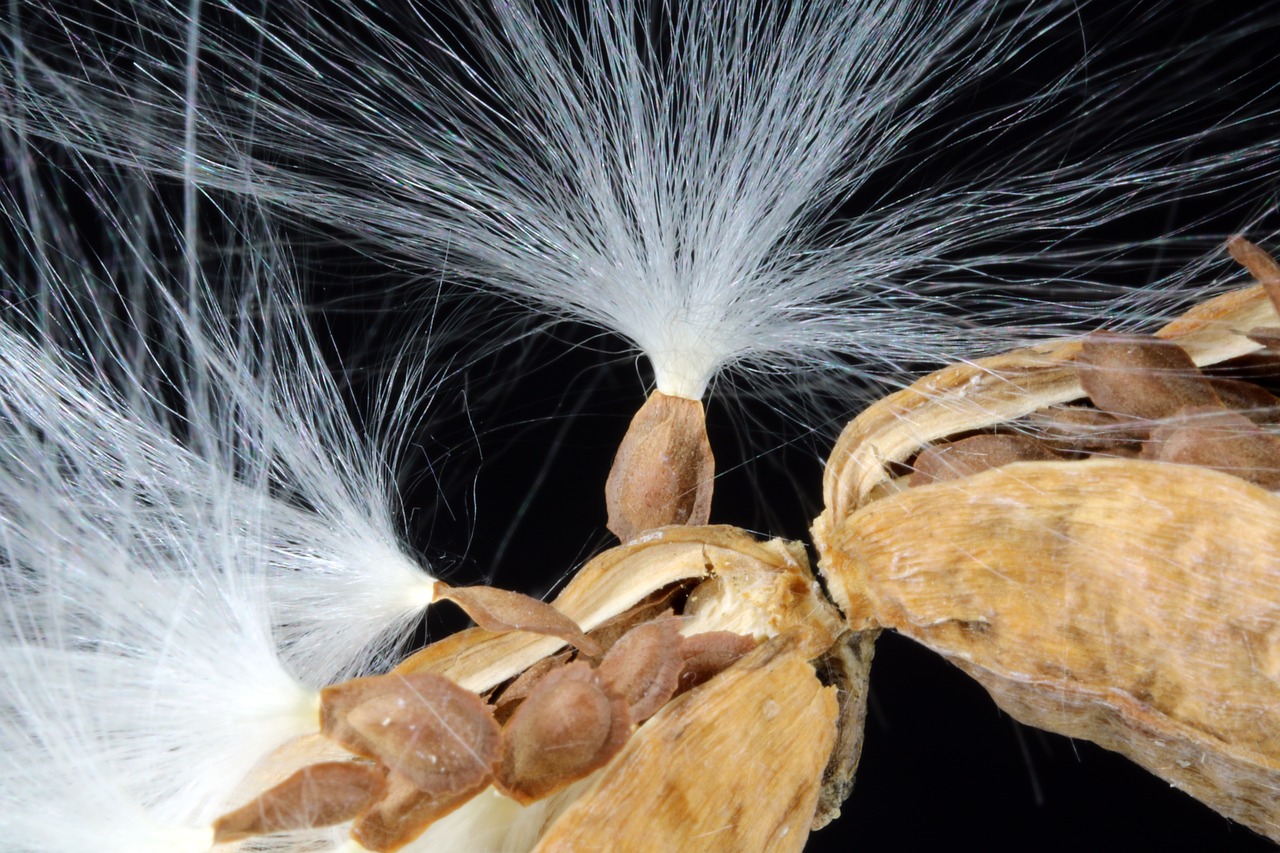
[605, 390, 715, 542]
[595, 615, 684, 723]
[1078, 333, 1222, 421]
[492, 654, 566, 724]
[496, 661, 631, 804]
[351, 770, 488, 853]
[676, 631, 759, 693]
[434, 582, 603, 658]
[211, 761, 387, 844]
[345, 674, 500, 798]
[909, 434, 1063, 487]
[1025, 406, 1145, 451]
[1142, 406, 1280, 489]
[1205, 376, 1280, 422]
[321, 672, 499, 794]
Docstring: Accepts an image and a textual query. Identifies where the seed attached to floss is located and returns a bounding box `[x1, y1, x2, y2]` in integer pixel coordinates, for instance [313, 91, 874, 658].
[211, 762, 389, 843]
[433, 581, 603, 657]
[815, 238, 1280, 844]
[606, 390, 715, 542]
[343, 677, 500, 796]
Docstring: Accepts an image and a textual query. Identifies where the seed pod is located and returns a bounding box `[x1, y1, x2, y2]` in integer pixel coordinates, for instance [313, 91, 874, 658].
[817, 281, 1277, 529]
[816, 256, 1280, 842]
[398, 525, 840, 692]
[228, 525, 859, 851]
[820, 459, 1280, 841]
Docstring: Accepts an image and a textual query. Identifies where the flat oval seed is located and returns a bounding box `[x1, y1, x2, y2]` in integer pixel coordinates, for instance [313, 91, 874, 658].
[1078, 333, 1222, 421]
[1142, 406, 1280, 489]
[910, 434, 1062, 487]
[677, 631, 759, 693]
[596, 616, 683, 723]
[434, 583, 602, 657]
[606, 390, 715, 542]
[212, 762, 387, 844]
[497, 662, 631, 804]
[345, 674, 500, 797]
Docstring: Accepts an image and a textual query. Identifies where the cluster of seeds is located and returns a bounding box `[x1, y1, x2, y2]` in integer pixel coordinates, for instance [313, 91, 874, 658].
[213, 582, 759, 851]
[909, 237, 1280, 492]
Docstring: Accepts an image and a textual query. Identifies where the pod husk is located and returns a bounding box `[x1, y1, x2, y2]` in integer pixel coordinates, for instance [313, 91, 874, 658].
[822, 459, 1280, 839]
[532, 633, 838, 853]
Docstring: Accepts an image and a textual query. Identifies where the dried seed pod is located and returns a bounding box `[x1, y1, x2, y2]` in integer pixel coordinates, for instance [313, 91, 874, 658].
[212, 762, 388, 843]
[910, 433, 1062, 486]
[820, 459, 1280, 842]
[398, 526, 837, 694]
[606, 390, 715, 542]
[253, 527, 859, 851]
[434, 582, 603, 657]
[595, 615, 684, 723]
[532, 634, 839, 853]
[496, 662, 632, 804]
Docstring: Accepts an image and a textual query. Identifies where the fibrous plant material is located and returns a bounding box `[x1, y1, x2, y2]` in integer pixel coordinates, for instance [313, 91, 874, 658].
[530, 634, 839, 853]
[824, 460, 1280, 840]
[816, 240, 1280, 843]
